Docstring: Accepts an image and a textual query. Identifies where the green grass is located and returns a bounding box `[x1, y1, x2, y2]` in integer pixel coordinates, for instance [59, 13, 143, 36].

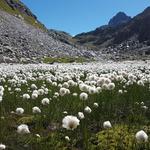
[42, 57, 92, 63]
[0, 67, 150, 149]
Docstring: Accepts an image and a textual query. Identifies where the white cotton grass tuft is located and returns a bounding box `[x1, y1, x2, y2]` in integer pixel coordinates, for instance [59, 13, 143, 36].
[96, 87, 102, 93]
[31, 84, 37, 90]
[118, 89, 123, 94]
[17, 124, 30, 134]
[84, 106, 92, 114]
[79, 83, 89, 92]
[80, 92, 88, 100]
[0, 86, 4, 92]
[103, 121, 112, 129]
[135, 130, 148, 142]
[16, 108, 24, 115]
[15, 88, 21, 92]
[62, 115, 80, 130]
[102, 84, 108, 90]
[0, 144, 6, 150]
[23, 94, 30, 100]
[141, 105, 148, 110]
[78, 112, 85, 119]
[88, 87, 97, 94]
[35, 134, 41, 138]
[0, 91, 4, 97]
[93, 103, 99, 108]
[63, 111, 68, 114]
[59, 88, 67, 96]
[31, 93, 38, 100]
[65, 136, 70, 141]
[107, 82, 115, 90]
[62, 82, 69, 88]
[32, 106, 41, 114]
[72, 93, 78, 97]
[38, 89, 45, 96]
[41, 98, 50, 105]
[54, 92, 59, 97]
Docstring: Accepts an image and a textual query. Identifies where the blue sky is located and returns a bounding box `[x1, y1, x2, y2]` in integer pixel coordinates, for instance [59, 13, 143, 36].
[21, 0, 150, 35]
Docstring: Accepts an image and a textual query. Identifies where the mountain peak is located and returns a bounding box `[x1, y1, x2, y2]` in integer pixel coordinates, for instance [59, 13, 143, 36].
[144, 6, 150, 12]
[108, 12, 131, 27]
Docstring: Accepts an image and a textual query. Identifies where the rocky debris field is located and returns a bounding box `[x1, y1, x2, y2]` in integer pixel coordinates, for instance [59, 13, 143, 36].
[101, 40, 150, 60]
[0, 10, 97, 63]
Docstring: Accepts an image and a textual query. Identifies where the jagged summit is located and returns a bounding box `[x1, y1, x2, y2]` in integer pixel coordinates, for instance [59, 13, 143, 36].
[108, 12, 131, 27]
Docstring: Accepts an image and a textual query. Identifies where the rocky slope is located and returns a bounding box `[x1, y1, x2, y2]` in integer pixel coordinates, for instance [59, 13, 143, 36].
[74, 8, 150, 60]
[0, 0, 97, 63]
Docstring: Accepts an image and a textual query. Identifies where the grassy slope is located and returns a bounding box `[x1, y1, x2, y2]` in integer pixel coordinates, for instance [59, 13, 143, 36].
[0, 0, 46, 30]
[42, 57, 91, 63]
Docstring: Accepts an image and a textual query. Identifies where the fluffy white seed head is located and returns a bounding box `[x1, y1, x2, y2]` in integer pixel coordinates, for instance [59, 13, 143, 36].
[31, 93, 38, 100]
[0, 86, 4, 92]
[135, 130, 148, 142]
[102, 84, 108, 90]
[41, 98, 50, 105]
[141, 105, 148, 110]
[107, 83, 115, 90]
[38, 89, 44, 95]
[80, 92, 88, 100]
[17, 124, 30, 134]
[0, 144, 6, 150]
[23, 94, 30, 100]
[35, 134, 40, 138]
[59, 88, 67, 96]
[31, 84, 37, 90]
[93, 103, 99, 108]
[103, 121, 112, 129]
[72, 93, 78, 97]
[65, 136, 70, 141]
[84, 106, 92, 114]
[118, 89, 123, 94]
[63, 111, 68, 114]
[88, 87, 97, 94]
[78, 112, 85, 119]
[62, 115, 80, 130]
[16, 108, 24, 115]
[32, 106, 41, 114]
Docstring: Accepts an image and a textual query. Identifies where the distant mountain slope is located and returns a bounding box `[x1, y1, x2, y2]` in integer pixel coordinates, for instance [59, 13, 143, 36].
[113, 7, 150, 44]
[74, 7, 150, 51]
[74, 12, 132, 49]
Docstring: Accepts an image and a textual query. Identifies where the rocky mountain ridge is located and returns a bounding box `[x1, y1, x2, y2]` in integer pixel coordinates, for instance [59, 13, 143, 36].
[108, 12, 131, 27]
[74, 8, 150, 60]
